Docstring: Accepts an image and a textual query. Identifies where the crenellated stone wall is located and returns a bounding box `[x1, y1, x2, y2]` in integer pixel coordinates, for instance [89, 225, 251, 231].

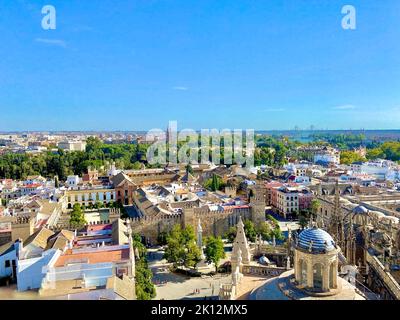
[128, 206, 252, 244]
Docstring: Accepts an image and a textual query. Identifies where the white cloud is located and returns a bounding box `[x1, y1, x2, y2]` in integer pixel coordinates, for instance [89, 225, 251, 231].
[333, 104, 356, 110]
[34, 38, 67, 48]
[172, 86, 188, 91]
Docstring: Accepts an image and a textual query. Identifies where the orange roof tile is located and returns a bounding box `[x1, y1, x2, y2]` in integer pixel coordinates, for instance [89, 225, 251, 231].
[54, 247, 130, 267]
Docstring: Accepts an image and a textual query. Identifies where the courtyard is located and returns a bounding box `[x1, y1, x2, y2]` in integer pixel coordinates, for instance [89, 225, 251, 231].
[148, 248, 232, 300]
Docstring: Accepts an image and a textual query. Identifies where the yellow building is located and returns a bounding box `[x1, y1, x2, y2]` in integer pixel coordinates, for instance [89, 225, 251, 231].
[65, 188, 116, 209]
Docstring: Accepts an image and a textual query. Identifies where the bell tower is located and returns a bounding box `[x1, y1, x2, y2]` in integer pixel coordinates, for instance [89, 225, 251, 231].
[250, 181, 266, 226]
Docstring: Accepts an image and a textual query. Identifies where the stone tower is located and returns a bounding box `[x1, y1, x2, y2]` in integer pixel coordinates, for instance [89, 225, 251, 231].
[250, 181, 266, 227]
[182, 207, 196, 230]
[11, 215, 35, 242]
[330, 180, 345, 250]
[225, 185, 237, 198]
[109, 208, 121, 223]
[232, 216, 251, 266]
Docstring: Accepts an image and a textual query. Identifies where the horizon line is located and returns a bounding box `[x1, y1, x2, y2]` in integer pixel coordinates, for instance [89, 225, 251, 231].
[1, 128, 399, 133]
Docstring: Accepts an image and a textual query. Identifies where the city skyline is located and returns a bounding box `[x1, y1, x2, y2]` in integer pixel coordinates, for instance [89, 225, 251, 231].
[1, 0, 399, 131]
[1, 0, 400, 306]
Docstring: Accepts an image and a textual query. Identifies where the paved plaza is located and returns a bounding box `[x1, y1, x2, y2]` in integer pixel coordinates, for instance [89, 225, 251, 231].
[0, 285, 40, 300]
[148, 248, 232, 300]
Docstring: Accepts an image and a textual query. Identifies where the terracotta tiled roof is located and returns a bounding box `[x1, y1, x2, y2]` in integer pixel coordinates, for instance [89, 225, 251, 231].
[86, 224, 113, 232]
[111, 172, 135, 187]
[54, 247, 130, 267]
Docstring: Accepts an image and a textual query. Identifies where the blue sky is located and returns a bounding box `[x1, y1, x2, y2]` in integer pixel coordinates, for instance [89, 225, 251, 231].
[0, 0, 399, 131]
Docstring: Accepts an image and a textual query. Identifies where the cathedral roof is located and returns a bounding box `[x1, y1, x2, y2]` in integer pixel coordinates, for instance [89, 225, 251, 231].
[298, 227, 336, 253]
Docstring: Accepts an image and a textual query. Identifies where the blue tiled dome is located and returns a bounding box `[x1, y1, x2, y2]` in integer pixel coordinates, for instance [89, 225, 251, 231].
[353, 205, 368, 214]
[298, 227, 336, 253]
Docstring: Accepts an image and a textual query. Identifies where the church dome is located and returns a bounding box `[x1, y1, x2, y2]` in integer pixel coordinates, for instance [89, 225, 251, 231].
[353, 205, 368, 214]
[259, 255, 270, 265]
[298, 227, 336, 253]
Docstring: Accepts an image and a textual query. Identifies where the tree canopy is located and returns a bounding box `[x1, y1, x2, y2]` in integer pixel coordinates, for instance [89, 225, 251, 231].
[204, 236, 225, 271]
[69, 203, 87, 228]
[340, 150, 366, 165]
[131, 233, 156, 300]
[163, 224, 201, 268]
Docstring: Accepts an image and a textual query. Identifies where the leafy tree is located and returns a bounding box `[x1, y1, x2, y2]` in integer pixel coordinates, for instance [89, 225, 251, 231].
[243, 219, 257, 242]
[132, 161, 142, 170]
[340, 151, 366, 165]
[94, 201, 104, 209]
[163, 224, 201, 269]
[163, 235, 184, 267]
[224, 220, 257, 242]
[157, 231, 168, 245]
[379, 141, 400, 161]
[366, 148, 385, 160]
[131, 234, 156, 300]
[310, 199, 321, 219]
[135, 260, 156, 300]
[69, 203, 87, 228]
[185, 241, 202, 268]
[298, 210, 310, 230]
[266, 214, 278, 224]
[211, 174, 220, 191]
[185, 164, 194, 175]
[203, 174, 225, 191]
[309, 133, 366, 149]
[204, 236, 226, 272]
[132, 233, 147, 258]
[224, 226, 237, 243]
[257, 216, 284, 241]
[257, 222, 273, 241]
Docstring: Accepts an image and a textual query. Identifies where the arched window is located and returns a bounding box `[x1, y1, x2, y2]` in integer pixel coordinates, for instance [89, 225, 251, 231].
[313, 263, 323, 290]
[329, 262, 336, 288]
[299, 259, 307, 286]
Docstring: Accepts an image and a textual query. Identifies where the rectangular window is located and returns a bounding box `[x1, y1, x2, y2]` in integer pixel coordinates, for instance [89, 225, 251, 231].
[5, 260, 10, 268]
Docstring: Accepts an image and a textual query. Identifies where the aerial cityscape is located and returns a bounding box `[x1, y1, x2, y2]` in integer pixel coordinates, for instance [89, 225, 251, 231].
[0, 0, 400, 310]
